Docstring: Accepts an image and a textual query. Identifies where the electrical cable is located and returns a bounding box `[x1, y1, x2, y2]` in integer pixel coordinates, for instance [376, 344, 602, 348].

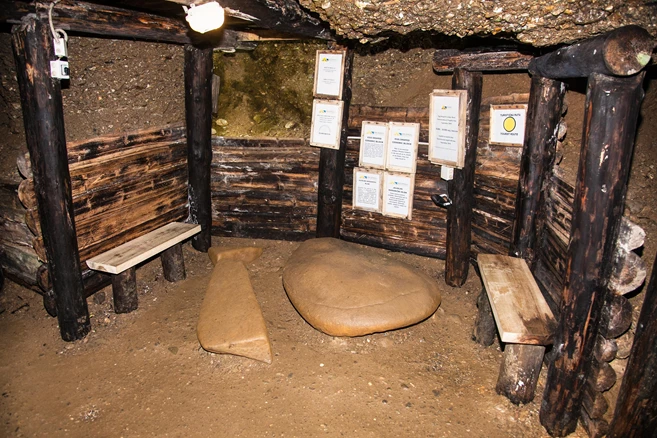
[48, 0, 68, 44]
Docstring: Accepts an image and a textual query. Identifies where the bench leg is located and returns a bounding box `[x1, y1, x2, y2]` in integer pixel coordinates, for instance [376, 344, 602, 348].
[112, 267, 138, 313]
[473, 287, 496, 346]
[496, 343, 545, 404]
[161, 243, 186, 282]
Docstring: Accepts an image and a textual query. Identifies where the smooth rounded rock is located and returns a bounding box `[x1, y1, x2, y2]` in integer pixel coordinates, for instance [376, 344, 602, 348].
[282, 238, 442, 337]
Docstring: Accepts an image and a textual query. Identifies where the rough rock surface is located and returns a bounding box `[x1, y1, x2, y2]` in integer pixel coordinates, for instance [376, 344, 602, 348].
[299, 0, 657, 46]
[282, 238, 442, 336]
[197, 254, 272, 364]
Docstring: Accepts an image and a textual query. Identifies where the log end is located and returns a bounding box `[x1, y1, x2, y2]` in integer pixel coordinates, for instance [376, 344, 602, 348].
[604, 25, 655, 76]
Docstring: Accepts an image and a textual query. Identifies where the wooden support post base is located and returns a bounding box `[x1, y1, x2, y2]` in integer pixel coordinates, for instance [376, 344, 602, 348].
[112, 267, 138, 314]
[473, 287, 496, 346]
[496, 343, 546, 404]
[161, 243, 186, 282]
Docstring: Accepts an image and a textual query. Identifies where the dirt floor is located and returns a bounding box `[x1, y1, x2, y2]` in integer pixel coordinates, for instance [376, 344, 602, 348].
[1, 34, 656, 437]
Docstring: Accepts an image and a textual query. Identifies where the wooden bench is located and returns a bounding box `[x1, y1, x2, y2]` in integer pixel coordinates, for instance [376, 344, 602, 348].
[86, 222, 201, 313]
[474, 254, 557, 404]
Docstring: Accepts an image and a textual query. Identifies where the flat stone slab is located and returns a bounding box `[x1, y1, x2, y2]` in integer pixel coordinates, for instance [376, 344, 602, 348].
[208, 246, 263, 265]
[197, 258, 272, 364]
[283, 238, 442, 337]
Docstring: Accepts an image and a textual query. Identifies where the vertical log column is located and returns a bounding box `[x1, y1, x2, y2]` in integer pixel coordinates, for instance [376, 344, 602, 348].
[185, 44, 213, 252]
[608, 253, 657, 437]
[539, 72, 645, 436]
[11, 17, 90, 341]
[316, 47, 353, 238]
[445, 68, 482, 287]
[510, 75, 566, 266]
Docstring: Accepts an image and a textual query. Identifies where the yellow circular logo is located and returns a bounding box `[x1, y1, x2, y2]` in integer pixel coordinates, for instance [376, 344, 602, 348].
[503, 117, 516, 132]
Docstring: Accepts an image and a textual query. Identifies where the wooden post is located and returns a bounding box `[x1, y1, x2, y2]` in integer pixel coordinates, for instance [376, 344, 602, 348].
[112, 267, 137, 313]
[185, 44, 213, 252]
[473, 287, 496, 346]
[608, 254, 657, 437]
[316, 47, 353, 238]
[161, 243, 186, 282]
[11, 17, 90, 341]
[445, 68, 483, 286]
[510, 75, 566, 266]
[497, 343, 546, 404]
[540, 72, 645, 436]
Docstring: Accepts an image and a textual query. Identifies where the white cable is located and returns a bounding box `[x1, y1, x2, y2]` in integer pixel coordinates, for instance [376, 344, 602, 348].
[48, 0, 67, 43]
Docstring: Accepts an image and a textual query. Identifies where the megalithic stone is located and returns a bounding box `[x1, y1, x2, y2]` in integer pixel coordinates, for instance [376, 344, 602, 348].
[197, 248, 272, 364]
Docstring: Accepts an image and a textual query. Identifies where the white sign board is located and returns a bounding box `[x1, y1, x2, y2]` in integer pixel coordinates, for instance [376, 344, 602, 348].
[358, 121, 388, 169]
[310, 99, 343, 149]
[353, 168, 383, 213]
[386, 122, 419, 174]
[382, 172, 414, 220]
[313, 51, 345, 98]
[429, 89, 466, 168]
[489, 104, 528, 147]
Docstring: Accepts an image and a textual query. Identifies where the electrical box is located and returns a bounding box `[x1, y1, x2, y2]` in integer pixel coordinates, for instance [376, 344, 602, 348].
[53, 36, 67, 58]
[50, 59, 69, 80]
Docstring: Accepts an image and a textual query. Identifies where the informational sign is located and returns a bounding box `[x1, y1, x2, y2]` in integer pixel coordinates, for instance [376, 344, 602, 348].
[429, 89, 466, 168]
[358, 121, 388, 169]
[489, 104, 528, 146]
[382, 172, 414, 220]
[313, 50, 345, 98]
[386, 122, 419, 174]
[353, 168, 383, 213]
[310, 99, 343, 149]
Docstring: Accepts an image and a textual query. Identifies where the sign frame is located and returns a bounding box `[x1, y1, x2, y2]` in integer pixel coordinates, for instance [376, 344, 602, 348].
[489, 103, 528, 147]
[313, 50, 346, 99]
[382, 171, 415, 220]
[428, 89, 467, 168]
[385, 122, 419, 174]
[352, 167, 383, 213]
[358, 121, 389, 170]
[310, 99, 344, 150]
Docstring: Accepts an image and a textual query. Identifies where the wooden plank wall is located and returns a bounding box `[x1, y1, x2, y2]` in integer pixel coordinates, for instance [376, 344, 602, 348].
[471, 93, 529, 257]
[341, 106, 447, 258]
[18, 124, 189, 263]
[210, 137, 320, 241]
[533, 169, 574, 314]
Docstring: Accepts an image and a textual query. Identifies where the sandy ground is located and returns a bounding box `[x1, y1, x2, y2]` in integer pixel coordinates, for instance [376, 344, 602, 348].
[0, 237, 589, 438]
[1, 34, 656, 437]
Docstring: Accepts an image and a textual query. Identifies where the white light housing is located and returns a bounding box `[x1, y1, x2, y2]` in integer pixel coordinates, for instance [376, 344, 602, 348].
[184, 2, 225, 34]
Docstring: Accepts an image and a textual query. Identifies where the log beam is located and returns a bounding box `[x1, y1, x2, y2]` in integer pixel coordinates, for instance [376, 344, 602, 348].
[609, 253, 657, 437]
[445, 68, 483, 286]
[161, 243, 186, 282]
[112, 267, 137, 313]
[316, 46, 353, 238]
[539, 72, 645, 436]
[510, 75, 566, 266]
[11, 17, 90, 341]
[528, 25, 654, 79]
[185, 44, 213, 252]
[433, 48, 534, 73]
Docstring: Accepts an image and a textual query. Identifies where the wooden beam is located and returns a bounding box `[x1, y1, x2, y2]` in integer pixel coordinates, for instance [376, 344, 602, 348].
[539, 72, 646, 436]
[11, 16, 90, 341]
[510, 75, 566, 266]
[529, 25, 654, 79]
[2, 0, 194, 44]
[433, 48, 534, 73]
[445, 68, 482, 286]
[185, 44, 214, 252]
[608, 253, 657, 437]
[316, 46, 354, 238]
[167, 0, 332, 40]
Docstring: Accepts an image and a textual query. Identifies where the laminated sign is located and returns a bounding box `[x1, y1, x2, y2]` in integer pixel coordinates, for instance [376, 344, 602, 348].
[310, 99, 343, 149]
[489, 104, 528, 147]
[353, 168, 383, 212]
[429, 89, 466, 168]
[313, 50, 345, 98]
[382, 172, 414, 220]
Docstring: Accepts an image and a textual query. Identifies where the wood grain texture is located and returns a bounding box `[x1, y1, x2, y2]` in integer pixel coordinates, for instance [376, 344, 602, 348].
[478, 254, 556, 345]
[86, 222, 200, 274]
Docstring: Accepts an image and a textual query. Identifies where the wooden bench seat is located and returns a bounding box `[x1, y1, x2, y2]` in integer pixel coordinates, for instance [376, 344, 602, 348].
[475, 254, 557, 404]
[86, 222, 201, 313]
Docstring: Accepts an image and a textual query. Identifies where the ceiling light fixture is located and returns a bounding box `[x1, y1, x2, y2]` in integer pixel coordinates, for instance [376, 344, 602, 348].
[183, 2, 225, 34]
